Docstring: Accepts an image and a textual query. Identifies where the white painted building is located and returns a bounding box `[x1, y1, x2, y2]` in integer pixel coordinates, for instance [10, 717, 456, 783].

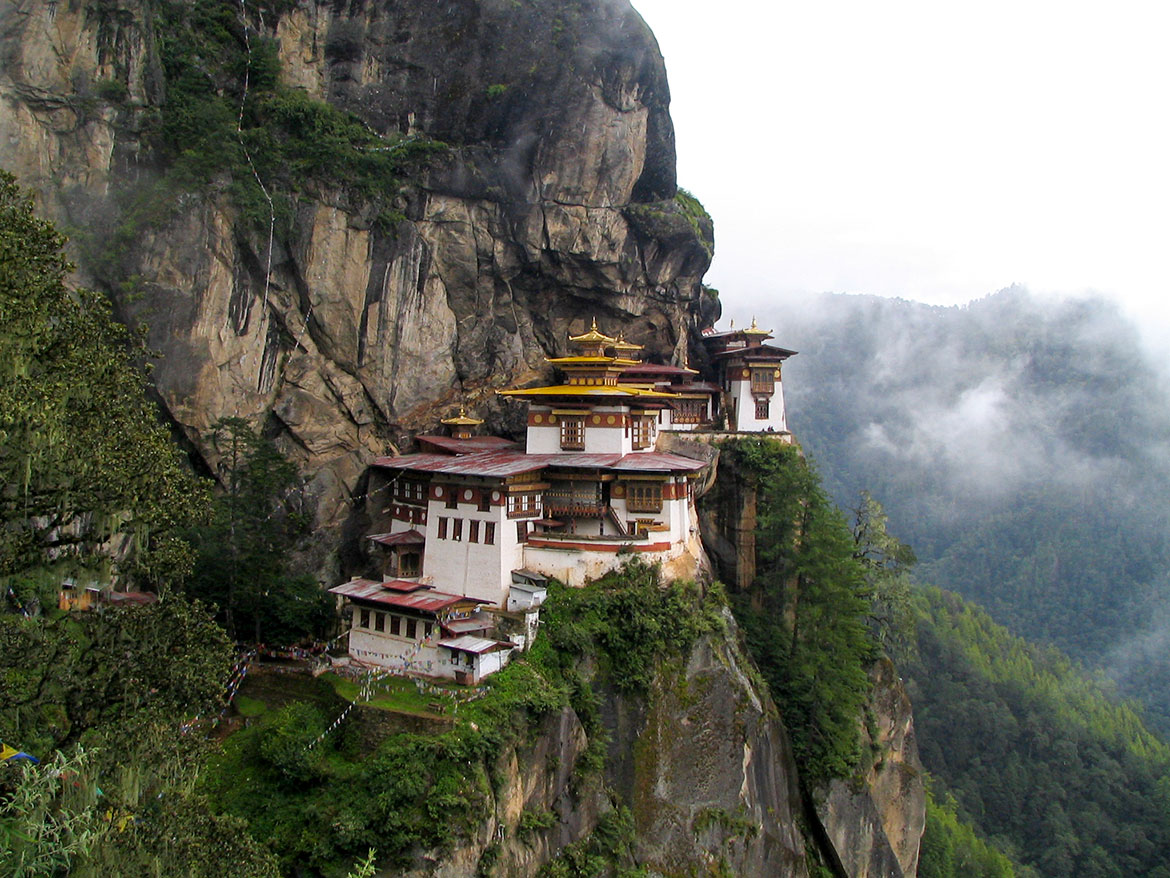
[329, 577, 515, 683]
[334, 317, 795, 679]
[701, 319, 796, 433]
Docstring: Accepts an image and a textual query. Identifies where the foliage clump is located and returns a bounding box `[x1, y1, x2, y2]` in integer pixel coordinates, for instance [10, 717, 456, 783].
[182, 418, 331, 643]
[535, 806, 646, 878]
[0, 594, 278, 877]
[199, 562, 723, 874]
[717, 439, 878, 786]
[0, 171, 209, 601]
[532, 559, 723, 695]
[918, 785, 1019, 878]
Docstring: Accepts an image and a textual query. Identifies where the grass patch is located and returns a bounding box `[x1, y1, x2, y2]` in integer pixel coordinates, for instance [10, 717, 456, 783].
[234, 694, 268, 717]
[318, 672, 460, 715]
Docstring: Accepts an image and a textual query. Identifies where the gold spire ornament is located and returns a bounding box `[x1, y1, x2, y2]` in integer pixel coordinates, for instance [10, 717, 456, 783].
[441, 404, 483, 426]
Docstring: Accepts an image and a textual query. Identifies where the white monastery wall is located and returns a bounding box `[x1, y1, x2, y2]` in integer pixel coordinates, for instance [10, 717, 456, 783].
[728, 379, 787, 432]
[422, 497, 520, 605]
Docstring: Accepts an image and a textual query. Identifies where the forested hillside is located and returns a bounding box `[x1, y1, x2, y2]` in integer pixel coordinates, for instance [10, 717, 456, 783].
[907, 587, 1170, 878]
[770, 289, 1170, 727]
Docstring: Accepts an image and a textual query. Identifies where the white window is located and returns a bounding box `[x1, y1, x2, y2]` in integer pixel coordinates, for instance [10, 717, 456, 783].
[507, 493, 542, 518]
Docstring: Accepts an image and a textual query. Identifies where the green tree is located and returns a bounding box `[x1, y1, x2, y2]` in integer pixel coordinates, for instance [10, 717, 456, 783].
[0, 170, 207, 602]
[0, 594, 278, 877]
[185, 418, 330, 642]
[918, 785, 1018, 878]
[851, 491, 916, 657]
[0, 595, 232, 753]
[723, 439, 873, 784]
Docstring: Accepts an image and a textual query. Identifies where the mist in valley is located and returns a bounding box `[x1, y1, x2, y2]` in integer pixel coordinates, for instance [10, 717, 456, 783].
[755, 287, 1170, 726]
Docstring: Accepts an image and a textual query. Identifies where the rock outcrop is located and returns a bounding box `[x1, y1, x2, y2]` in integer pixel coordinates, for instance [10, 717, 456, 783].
[818, 659, 926, 878]
[617, 615, 810, 876]
[0, 0, 713, 551]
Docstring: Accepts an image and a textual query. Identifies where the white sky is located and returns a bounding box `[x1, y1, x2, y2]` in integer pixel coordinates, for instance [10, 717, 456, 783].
[630, 0, 1170, 335]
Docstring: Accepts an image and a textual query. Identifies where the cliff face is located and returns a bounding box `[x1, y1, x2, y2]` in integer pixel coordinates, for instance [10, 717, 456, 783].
[387, 613, 922, 878]
[0, 0, 712, 545]
[392, 616, 814, 878]
[819, 659, 926, 878]
[615, 617, 810, 876]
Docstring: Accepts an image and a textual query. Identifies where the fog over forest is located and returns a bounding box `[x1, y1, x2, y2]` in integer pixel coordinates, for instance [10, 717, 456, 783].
[760, 287, 1170, 725]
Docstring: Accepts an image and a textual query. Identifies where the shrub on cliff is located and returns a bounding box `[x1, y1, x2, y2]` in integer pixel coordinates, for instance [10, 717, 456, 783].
[719, 439, 874, 786]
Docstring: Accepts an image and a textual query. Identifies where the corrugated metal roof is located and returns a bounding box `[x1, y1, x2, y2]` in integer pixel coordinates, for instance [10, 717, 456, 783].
[670, 381, 722, 393]
[710, 344, 797, 359]
[437, 635, 513, 654]
[374, 449, 708, 477]
[368, 530, 426, 546]
[607, 452, 708, 472]
[328, 579, 477, 613]
[416, 435, 517, 455]
[381, 579, 428, 592]
[373, 451, 549, 477]
[444, 617, 493, 634]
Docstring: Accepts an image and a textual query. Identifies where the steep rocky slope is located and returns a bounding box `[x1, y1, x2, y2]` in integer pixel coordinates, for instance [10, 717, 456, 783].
[0, 0, 714, 552]
[399, 612, 922, 877]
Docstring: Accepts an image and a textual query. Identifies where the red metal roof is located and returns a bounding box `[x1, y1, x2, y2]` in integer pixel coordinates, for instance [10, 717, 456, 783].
[381, 579, 429, 592]
[710, 344, 797, 360]
[606, 452, 707, 472]
[375, 448, 707, 478]
[373, 451, 548, 478]
[368, 530, 426, 546]
[328, 579, 479, 613]
[415, 435, 517, 455]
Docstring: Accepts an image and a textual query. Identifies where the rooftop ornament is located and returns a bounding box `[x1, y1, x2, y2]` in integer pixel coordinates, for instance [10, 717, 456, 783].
[441, 404, 483, 439]
[612, 331, 643, 356]
[441, 404, 484, 427]
[744, 316, 771, 336]
[568, 317, 618, 346]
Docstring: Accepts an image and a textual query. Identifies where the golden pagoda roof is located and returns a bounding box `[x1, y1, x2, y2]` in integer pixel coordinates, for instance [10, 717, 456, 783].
[545, 355, 643, 367]
[611, 332, 643, 354]
[440, 405, 483, 427]
[498, 384, 679, 399]
[568, 317, 617, 345]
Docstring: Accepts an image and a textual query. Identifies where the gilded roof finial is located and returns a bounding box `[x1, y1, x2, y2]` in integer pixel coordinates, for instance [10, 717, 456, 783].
[744, 316, 770, 336]
[568, 319, 617, 346]
[441, 404, 484, 427]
